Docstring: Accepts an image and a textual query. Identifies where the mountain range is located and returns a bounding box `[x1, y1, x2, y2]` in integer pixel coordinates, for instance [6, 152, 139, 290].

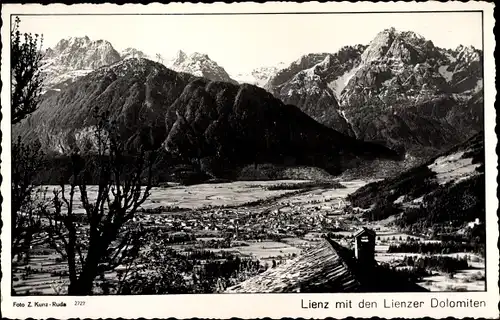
[17, 58, 400, 180]
[19, 29, 485, 296]
[39, 38, 241, 92]
[40, 36, 287, 90]
[26, 28, 483, 181]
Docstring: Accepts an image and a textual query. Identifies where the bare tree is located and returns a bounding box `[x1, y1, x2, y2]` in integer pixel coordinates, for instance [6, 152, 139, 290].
[10, 16, 45, 263]
[156, 53, 164, 64]
[45, 113, 158, 295]
[11, 16, 44, 124]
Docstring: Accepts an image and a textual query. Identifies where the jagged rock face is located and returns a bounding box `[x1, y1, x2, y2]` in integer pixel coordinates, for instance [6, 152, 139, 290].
[231, 63, 286, 87]
[438, 45, 483, 93]
[267, 46, 367, 136]
[15, 58, 400, 177]
[361, 28, 439, 65]
[341, 29, 450, 108]
[44, 36, 121, 70]
[121, 47, 149, 60]
[266, 28, 483, 158]
[265, 53, 331, 90]
[267, 46, 367, 98]
[166, 50, 238, 84]
[339, 29, 482, 156]
[170, 50, 187, 66]
[41, 36, 122, 91]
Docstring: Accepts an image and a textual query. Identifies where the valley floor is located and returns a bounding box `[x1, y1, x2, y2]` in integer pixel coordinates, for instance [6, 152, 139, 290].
[12, 179, 485, 294]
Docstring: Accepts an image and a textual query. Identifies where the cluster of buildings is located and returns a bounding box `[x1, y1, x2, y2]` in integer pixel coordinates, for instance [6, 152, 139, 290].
[133, 200, 354, 244]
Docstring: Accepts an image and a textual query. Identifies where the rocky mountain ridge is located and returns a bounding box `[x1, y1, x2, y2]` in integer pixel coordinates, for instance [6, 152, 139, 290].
[40, 37, 239, 91]
[265, 46, 367, 136]
[43, 36, 121, 70]
[265, 28, 483, 158]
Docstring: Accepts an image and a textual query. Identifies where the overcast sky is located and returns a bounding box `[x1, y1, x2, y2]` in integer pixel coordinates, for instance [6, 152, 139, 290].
[16, 12, 482, 74]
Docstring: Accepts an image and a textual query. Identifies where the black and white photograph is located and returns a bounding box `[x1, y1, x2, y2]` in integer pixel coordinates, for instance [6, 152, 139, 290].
[1, 3, 497, 317]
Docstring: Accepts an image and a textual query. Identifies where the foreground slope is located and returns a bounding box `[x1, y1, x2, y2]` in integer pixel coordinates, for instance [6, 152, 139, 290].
[347, 132, 484, 232]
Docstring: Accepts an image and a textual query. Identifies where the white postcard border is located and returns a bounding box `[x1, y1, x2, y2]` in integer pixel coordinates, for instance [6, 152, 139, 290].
[1, 2, 497, 319]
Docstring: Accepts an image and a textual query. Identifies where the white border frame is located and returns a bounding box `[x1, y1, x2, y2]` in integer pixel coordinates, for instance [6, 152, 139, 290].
[1, 2, 497, 319]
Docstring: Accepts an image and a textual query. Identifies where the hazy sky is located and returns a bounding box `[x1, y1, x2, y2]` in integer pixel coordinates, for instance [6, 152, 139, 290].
[16, 12, 482, 74]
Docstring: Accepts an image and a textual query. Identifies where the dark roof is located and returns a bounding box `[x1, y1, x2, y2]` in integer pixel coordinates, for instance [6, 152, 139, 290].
[353, 227, 376, 238]
[226, 238, 360, 293]
[226, 237, 427, 293]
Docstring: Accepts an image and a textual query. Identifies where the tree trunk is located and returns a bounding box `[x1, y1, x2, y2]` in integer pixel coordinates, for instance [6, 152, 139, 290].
[67, 239, 105, 295]
[68, 267, 98, 295]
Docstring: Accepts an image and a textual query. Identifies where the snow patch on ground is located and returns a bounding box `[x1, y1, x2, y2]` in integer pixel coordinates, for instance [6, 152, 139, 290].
[41, 68, 94, 91]
[232, 64, 285, 87]
[338, 110, 352, 128]
[393, 195, 405, 204]
[473, 79, 483, 93]
[304, 66, 320, 81]
[438, 65, 454, 82]
[428, 151, 481, 185]
[328, 65, 360, 99]
[412, 196, 424, 203]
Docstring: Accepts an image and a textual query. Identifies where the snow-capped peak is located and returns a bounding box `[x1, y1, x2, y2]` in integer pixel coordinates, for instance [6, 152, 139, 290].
[40, 35, 122, 92]
[43, 36, 121, 70]
[55, 36, 92, 50]
[165, 50, 236, 83]
[231, 62, 286, 88]
[361, 28, 397, 63]
[173, 50, 187, 65]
